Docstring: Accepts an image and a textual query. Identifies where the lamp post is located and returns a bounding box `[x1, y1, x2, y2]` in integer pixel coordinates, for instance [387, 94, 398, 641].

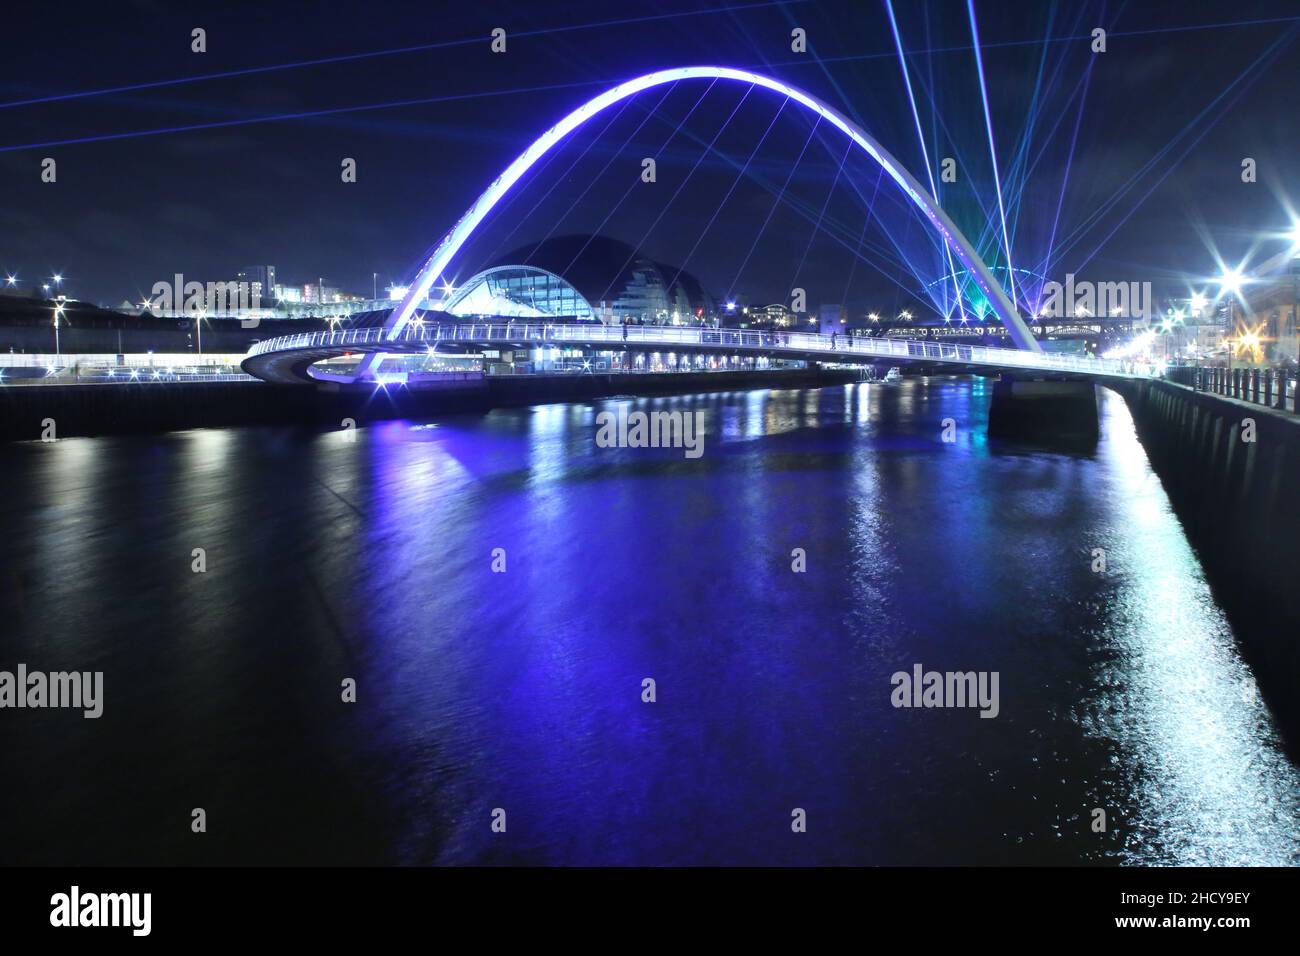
[1160, 309, 1184, 361]
[1291, 257, 1300, 410]
[53, 303, 63, 357]
[1217, 267, 1248, 394]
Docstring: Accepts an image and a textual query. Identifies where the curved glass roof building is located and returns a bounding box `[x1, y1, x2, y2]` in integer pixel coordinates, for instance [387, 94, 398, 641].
[443, 235, 716, 323]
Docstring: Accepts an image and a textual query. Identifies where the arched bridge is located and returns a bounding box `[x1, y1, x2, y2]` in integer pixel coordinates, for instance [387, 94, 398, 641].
[242, 321, 1155, 386]
[242, 66, 1136, 385]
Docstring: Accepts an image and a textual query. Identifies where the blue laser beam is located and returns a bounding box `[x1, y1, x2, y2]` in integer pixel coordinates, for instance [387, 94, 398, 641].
[967, 0, 1018, 309]
[0, 0, 809, 111]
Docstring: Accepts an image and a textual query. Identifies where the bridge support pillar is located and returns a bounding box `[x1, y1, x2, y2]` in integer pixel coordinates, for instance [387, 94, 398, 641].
[988, 376, 1099, 448]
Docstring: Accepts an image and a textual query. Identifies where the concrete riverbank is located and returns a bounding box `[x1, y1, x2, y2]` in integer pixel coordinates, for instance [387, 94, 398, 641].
[0, 367, 860, 442]
[1110, 378, 1300, 735]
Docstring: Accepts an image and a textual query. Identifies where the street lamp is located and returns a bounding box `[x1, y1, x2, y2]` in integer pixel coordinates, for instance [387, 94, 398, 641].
[1240, 330, 1261, 356]
[1218, 266, 1245, 299]
[53, 303, 64, 356]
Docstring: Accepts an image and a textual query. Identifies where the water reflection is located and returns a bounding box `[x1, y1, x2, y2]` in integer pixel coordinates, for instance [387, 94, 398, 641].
[0, 379, 1295, 865]
[1083, 395, 1298, 865]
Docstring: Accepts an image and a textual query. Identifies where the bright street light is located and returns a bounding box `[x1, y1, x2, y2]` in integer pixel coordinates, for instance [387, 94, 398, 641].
[1218, 266, 1246, 297]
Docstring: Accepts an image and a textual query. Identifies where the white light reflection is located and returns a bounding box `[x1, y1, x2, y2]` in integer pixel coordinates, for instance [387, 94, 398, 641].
[1084, 394, 1300, 864]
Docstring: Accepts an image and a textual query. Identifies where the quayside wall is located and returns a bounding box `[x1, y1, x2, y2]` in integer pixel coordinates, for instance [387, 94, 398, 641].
[0, 367, 858, 442]
[1110, 378, 1300, 733]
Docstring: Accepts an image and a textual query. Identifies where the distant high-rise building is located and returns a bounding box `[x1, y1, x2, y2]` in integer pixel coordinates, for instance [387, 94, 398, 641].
[236, 265, 276, 303]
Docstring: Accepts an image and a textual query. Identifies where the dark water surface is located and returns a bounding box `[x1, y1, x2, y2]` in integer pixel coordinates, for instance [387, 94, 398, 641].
[2, 378, 1296, 865]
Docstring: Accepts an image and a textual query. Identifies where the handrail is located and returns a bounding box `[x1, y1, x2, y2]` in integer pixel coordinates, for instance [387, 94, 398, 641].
[244, 322, 1157, 379]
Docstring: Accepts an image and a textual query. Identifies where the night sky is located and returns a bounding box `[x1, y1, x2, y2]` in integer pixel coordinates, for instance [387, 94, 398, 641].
[3, 0, 1299, 316]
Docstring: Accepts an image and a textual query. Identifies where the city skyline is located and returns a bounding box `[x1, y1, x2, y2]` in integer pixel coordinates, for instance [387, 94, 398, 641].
[2, 0, 1299, 930]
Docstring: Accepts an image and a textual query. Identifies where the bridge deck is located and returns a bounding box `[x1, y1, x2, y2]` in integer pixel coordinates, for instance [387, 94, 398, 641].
[242, 321, 1157, 385]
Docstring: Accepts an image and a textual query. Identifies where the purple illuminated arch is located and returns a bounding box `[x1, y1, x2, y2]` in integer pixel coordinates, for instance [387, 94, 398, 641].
[381, 66, 1040, 352]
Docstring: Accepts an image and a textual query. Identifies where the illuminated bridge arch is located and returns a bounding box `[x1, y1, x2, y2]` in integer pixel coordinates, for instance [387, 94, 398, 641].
[383, 66, 1040, 353]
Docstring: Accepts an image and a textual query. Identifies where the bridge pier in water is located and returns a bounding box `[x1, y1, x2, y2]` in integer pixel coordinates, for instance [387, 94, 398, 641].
[987, 375, 1100, 448]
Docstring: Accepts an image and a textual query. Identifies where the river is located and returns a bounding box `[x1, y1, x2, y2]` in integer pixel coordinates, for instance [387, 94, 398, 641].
[1, 377, 1296, 865]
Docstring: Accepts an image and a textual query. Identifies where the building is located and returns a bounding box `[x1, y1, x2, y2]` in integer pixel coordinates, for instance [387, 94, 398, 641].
[303, 282, 347, 305]
[720, 301, 800, 329]
[750, 303, 794, 327]
[441, 235, 717, 324]
[818, 303, 844, 336]
[273, 284, 304, 304]
[236, 265, 276, 303]
[1238, 261, 1300, 364]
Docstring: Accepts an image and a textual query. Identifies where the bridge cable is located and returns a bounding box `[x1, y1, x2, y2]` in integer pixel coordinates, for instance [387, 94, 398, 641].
[662, 97, 791, 313]
[593, 84, 758, 312]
